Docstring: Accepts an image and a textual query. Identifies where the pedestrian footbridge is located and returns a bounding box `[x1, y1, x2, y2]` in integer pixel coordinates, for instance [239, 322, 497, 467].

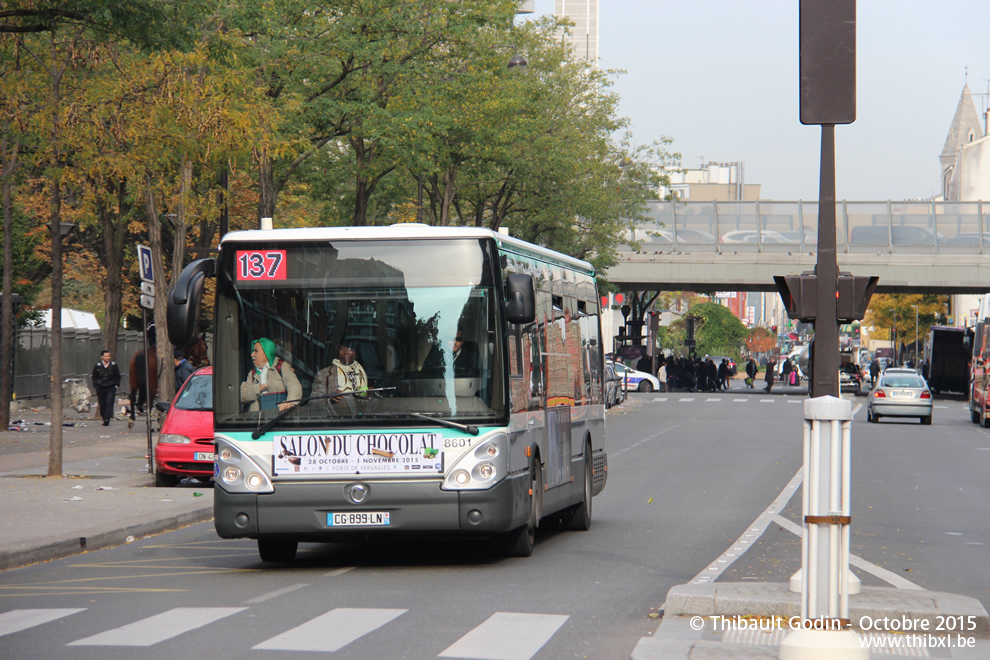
[605, 200, 990, 293]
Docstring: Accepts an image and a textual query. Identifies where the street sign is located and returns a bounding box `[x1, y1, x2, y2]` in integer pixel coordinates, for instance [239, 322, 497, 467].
[139, 294, 155, 310]
[137, 245, 154, 282]
[140, 281, 155, 296]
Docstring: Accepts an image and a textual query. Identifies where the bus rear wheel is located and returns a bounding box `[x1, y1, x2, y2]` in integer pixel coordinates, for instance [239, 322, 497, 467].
[561, 442, 593, 531]
[258, 538, 298, 563]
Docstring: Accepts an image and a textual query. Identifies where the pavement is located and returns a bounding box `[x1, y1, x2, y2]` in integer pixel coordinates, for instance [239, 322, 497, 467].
[0, 405, 213, 572]
[1, 395, 987, 659]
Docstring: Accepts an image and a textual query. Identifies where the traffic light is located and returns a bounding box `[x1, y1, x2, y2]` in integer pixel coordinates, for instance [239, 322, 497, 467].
[774, 273, 818, 322]
[772, 325, 778, 334]
[836, 274, 878, 323]
[774, 271, 878, 324]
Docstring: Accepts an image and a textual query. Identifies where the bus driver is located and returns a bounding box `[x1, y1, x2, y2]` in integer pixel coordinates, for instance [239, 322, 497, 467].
[312, 340, 369, 412]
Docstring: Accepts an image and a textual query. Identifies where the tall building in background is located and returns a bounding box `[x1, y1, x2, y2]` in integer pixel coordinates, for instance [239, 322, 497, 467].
[555, 0, 599, 61]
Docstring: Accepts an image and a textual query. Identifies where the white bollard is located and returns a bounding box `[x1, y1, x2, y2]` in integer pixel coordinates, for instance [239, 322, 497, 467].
[779, 395, 867, 660]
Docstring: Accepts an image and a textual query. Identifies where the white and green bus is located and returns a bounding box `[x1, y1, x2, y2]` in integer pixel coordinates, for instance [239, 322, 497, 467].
[167, 224, 607, 562]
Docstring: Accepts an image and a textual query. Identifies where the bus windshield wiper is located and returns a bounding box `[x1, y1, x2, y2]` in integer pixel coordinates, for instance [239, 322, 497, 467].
[369, 411, 479, 436]
[251, 387, 396, 439]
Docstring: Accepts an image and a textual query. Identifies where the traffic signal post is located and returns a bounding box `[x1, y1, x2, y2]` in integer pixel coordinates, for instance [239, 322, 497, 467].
[778, 4, 871, 658]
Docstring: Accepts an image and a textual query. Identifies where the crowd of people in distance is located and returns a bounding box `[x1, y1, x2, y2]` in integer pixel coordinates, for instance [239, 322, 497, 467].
[615, 354, 800, 394]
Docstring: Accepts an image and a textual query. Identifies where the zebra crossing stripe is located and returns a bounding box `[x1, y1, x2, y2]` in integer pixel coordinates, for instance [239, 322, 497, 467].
[68, 607, 245, 647]
[439, 612, 569, 660]
[0, 609, 85, 638]
[252, 607, 406, 652]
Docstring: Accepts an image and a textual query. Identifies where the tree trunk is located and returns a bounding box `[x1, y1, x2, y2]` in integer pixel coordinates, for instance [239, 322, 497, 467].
[439, 165, 457, 226]
[97, 178, 130, 353]
[258, 151, 275, 224]
[144, 179, 176, 403]
[0, 129, 20, 430]
[172, 157, 190, 286]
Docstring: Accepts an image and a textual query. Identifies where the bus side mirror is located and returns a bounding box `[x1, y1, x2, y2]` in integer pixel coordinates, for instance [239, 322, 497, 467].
[504, 274, 535, 324]
[168, 258, 215, 347]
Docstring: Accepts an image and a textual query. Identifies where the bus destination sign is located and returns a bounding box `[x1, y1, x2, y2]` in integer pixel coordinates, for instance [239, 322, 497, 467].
[236, 250, 287, 281]
[273, 432, 443, 475]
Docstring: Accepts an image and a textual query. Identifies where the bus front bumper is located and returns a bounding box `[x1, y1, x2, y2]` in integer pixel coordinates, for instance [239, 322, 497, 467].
[214, 472, 531, 541]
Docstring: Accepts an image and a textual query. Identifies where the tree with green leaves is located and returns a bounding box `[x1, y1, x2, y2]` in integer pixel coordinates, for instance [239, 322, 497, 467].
[684, 301, 749, 359]
[863, 293, 947, 354]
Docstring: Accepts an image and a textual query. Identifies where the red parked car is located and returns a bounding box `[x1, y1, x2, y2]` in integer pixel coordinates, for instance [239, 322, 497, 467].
[153, 366, 214, 487]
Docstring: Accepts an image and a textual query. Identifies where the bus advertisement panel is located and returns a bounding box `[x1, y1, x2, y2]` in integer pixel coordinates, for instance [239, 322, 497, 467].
[168, 225, 607, 561]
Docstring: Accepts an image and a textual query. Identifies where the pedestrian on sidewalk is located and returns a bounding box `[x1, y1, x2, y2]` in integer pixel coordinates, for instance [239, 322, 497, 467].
[173, 348, 195, 387]
[92, 349, 121, 426]
[763, 356, 776, 394]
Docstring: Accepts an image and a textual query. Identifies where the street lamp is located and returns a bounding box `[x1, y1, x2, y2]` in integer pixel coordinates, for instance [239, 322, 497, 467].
[911, 304, 919, 366]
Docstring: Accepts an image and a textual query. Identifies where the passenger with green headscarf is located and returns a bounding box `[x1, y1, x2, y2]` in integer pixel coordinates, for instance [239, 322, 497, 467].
[240, 337, 302, 412]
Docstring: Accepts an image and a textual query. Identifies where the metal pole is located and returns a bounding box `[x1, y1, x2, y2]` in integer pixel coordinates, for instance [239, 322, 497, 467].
[141, 309, 152, 474]
[812, 125, 839, 398]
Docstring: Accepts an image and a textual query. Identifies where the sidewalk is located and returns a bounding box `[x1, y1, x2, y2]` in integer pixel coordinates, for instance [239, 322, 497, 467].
[0, 407, 213, 571]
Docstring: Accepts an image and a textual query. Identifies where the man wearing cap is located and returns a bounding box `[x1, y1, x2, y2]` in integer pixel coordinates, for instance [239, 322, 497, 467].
[174, 348, 196, 387]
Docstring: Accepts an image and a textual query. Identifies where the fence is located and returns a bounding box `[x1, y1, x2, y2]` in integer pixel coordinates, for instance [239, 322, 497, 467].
[11, 328, 211, 401]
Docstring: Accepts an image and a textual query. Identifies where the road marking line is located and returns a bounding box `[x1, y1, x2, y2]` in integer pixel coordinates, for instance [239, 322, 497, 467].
[69, 607, 245, 646]
[689, 469, 802, 585]
[759, 399, 774, 403]
[770, 514, 924, 590]
[439, 612, 569, 660]
[706, 398, 722, 402]
[253, 607, 406, 652]
[652, 397, 669, 402]
[680, 397, 695, 402]
[733, 398, 748, 402]
[243, 583, 310, 604]
[323, 566, 356, 578]
[0, 609, 85, 638]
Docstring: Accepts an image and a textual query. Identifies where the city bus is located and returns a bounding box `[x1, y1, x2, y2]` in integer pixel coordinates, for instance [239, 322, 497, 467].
[969, 294, 990, 425]
[167, 224, 608, 561]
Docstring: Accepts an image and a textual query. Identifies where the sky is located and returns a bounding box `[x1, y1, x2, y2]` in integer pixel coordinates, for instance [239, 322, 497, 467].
[524, 1, 990, 201]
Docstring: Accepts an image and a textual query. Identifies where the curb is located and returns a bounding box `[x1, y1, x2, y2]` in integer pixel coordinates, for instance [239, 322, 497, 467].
[0, 506, 214, 571]
[664, 582, 990, 636]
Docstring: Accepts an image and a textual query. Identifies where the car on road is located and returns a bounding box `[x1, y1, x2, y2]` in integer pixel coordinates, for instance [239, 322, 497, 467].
[153, 366, 214, 487]
[604, 361, 626, 408]
[613, 362, 661, 393]
[866, 368, 932, 424]
[839, 361, 863, 393]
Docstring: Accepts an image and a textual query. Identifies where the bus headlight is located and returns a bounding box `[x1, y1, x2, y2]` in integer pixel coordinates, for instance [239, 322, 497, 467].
[215, 438, 274, 494]
[442, 434, 507, 491]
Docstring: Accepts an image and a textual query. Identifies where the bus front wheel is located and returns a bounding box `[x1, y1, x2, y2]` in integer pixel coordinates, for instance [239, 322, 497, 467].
[502, 462, 542, 557]
[258, 538, 298, 563]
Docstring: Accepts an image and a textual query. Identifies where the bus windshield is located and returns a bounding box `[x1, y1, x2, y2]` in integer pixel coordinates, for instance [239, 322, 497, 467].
[213, 238, 506, 431]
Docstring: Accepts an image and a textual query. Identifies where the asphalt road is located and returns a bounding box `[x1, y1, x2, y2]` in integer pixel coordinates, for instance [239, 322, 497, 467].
[0, 389, 985, 658]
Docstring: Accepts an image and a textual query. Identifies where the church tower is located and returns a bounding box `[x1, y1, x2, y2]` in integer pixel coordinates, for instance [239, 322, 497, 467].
[940, 85, 984, 200]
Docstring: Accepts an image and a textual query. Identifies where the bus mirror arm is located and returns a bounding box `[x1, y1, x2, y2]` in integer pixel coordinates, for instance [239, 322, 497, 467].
[167, 258, 215, 347]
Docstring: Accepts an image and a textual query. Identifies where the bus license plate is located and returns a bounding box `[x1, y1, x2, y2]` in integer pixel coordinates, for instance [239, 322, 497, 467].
[328, 512, 391, 527]
[194, 452, 216, 461]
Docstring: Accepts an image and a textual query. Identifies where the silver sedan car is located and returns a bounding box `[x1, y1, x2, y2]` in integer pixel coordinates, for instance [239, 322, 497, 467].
[866, 369, 932, 425]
